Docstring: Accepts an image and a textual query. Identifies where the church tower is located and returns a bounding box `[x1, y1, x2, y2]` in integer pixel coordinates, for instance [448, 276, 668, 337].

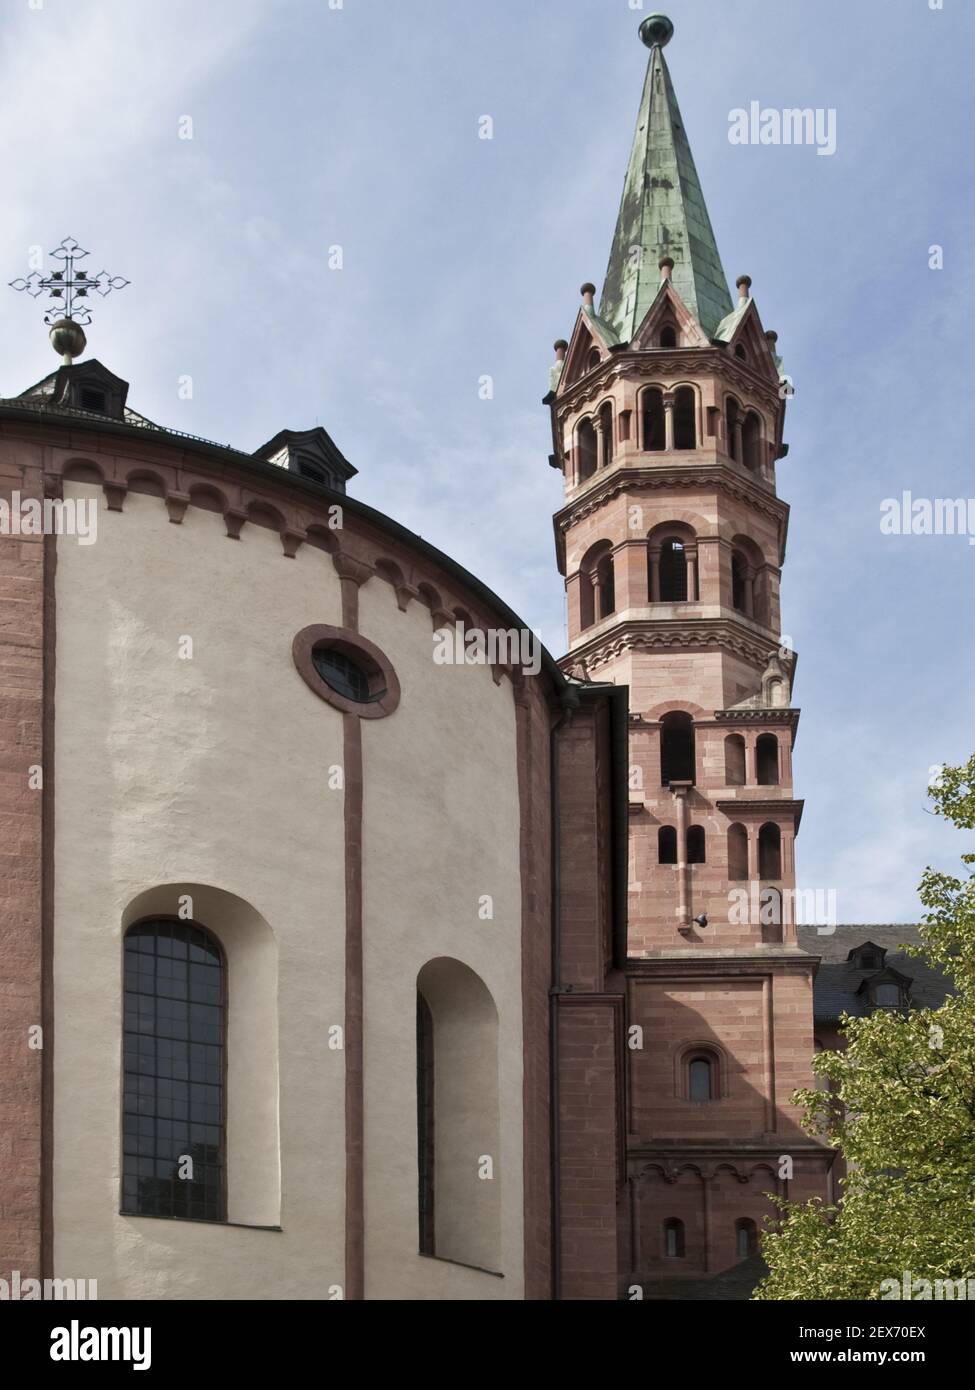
[547, 15, 832, 1293]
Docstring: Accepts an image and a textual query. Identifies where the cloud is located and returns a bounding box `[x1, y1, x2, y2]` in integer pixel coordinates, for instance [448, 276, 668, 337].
[1, 0, 970, 922]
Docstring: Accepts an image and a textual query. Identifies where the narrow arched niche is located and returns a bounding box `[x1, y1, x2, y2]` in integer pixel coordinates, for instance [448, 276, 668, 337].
[659, 537, 688, 602]
[642, 387, 666, 451]
[660, 711, 695, 785]
[416, 957, 500, 1273]
[576, 418, 598, 482]
[742, 411, 762, 470]
[724, 734, 746, 786]
[673, 386, 696, 448]
[598, 400, 614, 467]
[758, 823, 782, 880]
[736, 1217, 759, 1259]
[727, 823, 749, 881]
[663, 1217, 685, 1257]
[578, 540, 615, 629]
[756, 733, 779, 786]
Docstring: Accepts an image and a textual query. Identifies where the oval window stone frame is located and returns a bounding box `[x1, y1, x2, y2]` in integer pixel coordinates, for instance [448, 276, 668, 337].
[292, 624, 401, 719]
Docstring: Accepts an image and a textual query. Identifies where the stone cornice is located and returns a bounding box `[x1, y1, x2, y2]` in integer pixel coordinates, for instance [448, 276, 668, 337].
[628, 709, 800, 735]
[715, 798, 804, 830]
[628, 1145, 823, 1156]
[624, 947, 816, 977]
[553, 460, 789, 573]
[563, 616, 777, 673]
[555, 346, 784, 419]
[714, 707, 800, 729]
[627, 1142, 833, 1177]
[0, 410, 569, 694]
[628, 1139, 828, 1154]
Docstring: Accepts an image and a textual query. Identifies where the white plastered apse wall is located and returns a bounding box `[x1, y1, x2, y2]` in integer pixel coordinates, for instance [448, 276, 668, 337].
[54, 484, 346, 1299]
[357, 584, 525, 1300]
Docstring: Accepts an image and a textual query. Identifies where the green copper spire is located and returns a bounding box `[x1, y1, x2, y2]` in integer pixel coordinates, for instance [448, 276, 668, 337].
[599, 17, 734, 342]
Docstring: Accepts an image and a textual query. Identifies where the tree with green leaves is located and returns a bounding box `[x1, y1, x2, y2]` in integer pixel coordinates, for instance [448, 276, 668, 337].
[755, 754, 975, 1300]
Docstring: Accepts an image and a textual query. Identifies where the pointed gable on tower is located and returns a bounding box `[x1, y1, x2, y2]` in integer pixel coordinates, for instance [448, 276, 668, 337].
[714, 280, 783, 383]
[628, 277, 710, 350]
[556, 283, 621, 394]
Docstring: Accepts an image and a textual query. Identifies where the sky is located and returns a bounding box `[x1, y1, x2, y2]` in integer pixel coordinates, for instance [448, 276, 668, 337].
[1, 0, 972, 923]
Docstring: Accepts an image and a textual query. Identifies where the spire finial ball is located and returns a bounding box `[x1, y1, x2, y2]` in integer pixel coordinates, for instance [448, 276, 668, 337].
[49, 317, 86, 364]
[639, 14, 674, 49]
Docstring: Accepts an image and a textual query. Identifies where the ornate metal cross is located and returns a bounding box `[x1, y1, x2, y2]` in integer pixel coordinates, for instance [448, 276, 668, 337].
[8, 236, 129, 326]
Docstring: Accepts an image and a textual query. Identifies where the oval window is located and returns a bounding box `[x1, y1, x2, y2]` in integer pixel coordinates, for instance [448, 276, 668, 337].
[312, 645, 385, 704]
[293, 624, 401, 719]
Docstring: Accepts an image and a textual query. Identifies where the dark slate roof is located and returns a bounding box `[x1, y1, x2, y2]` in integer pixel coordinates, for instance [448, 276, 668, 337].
[639, 1256, 768, 1302]
[797, 924, 953, 1021]
[0, 395, 160, 429]
[689, 1255, 768, 1301]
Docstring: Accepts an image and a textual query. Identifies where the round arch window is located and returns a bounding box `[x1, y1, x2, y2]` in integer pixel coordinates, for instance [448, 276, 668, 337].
[293, 624, 400, 718]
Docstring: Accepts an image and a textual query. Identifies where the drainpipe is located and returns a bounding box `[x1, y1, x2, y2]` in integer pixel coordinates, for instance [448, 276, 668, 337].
[671, 780, 692, 935]
[549, 682, 581, 1301]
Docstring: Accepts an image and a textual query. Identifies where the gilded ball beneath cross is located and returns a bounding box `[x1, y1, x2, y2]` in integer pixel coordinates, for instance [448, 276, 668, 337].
[49, 317, 86, 362]
[639, 14, 674, 49]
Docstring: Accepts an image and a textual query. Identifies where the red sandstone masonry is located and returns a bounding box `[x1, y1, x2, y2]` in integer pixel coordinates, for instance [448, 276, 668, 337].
[556, 704, 623, 1300]
[551, 284, 835, 1294]
[558, 1000, 619, 1296]
[0, 448, 45, 1282]
[517, 677, 554, 1299]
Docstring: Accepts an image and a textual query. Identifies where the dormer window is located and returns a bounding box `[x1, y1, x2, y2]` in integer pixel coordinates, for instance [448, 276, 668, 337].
[659, 325, 677, 348]
[32, 359, 130, 419]
[297, 461, 327, 486]
[848, 943, 887, 971]
[79, 387, 107, 413]
[855, 961, 910, 1013]
[255, 427, 357, 496]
